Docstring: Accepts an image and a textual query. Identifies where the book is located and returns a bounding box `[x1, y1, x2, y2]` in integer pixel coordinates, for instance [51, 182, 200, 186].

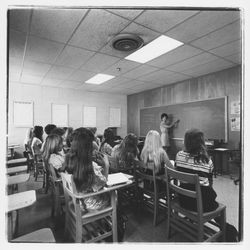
[106, 173, 130, 187]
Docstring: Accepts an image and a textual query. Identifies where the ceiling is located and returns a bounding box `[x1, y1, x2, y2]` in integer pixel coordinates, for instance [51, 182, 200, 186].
[8, 7, 242, 95]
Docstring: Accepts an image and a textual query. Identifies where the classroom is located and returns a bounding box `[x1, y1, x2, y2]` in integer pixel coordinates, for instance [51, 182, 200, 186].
[5, 6, 243, 244]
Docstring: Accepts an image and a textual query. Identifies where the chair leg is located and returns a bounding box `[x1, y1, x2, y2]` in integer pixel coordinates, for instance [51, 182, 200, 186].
[153, 196, 158, 226]
[221, 209, 226, 242]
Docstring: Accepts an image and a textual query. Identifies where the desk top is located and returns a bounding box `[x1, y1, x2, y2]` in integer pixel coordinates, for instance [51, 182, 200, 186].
[7, 173, 30, 185]
[214, 148, 230, 151]
[7, 165, 27, 175]
[7, 190, 36, 212]
[8, 144, 20, 149]
[7, 158, 27, 165]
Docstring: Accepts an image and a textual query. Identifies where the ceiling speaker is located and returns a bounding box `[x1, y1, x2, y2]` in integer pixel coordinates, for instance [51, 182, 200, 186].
[111, 34, 144, 52]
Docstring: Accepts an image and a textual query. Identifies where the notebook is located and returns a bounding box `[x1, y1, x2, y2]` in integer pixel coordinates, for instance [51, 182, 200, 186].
[106, 173, 130, 187]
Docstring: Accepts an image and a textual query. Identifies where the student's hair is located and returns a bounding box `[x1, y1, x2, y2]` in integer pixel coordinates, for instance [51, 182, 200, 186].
[100, 128, 115, 149]
[140, 130, 164, 173]
[24, 128, 33, 145]
[184, 128, 209, 164]
[51, 127, 65, 137]
[65, 127, 74, 147]
[161, 113, 168, 120]
[33, 125, 44, 142]
[44, 124, 56, 135]
[65, 128, 94, 192]
[88, 127, 97, 135]
[117, 133, 138, 162]
[42, 134, 63, 164]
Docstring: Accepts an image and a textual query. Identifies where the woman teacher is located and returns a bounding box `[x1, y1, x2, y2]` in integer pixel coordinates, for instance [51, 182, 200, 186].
[160, 113, 179, 152]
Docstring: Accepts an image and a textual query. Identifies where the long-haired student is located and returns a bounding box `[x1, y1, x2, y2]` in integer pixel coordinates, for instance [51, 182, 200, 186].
[65, 128, 110, 211]
[175, 128, 218, 212]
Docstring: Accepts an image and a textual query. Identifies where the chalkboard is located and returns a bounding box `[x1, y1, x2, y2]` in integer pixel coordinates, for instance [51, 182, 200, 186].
[140, 97, 228, 141]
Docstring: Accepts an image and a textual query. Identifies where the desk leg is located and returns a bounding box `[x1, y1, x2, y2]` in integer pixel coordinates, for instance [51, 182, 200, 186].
[111, 190, 118, 242]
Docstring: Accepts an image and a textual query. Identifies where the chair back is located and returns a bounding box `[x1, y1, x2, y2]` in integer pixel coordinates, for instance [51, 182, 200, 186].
[165, 167, 203, 216]
[61, 172, 117, 242]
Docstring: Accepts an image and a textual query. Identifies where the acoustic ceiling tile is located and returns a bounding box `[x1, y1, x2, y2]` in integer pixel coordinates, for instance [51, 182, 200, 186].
[182, 58, 235, 77]
[54, 45, 95, 69]
[30, 9, 87, 43]
[67, 69, 95, 82]
[102, 59, 141, 76]
[22, 60, 52, 76]
[166, 10, 240, 43]
[190, 20, 241, 51]
[46, 65, 75, 80]
[209, 39, 241, 57]
[134, 9, 199, 33]
[9, 9, 31, 33]
[20, 74, 43, 84]
[41, 78, 63, 86]
[9, 29, 27, 59]
[81, 53, 120, 72]
[122, 64, 158, 79]
[165, 52, 219, 72]
[69, 9, 130, 51]
[25, 36, 64, 63]
[147, 45, 203, 68]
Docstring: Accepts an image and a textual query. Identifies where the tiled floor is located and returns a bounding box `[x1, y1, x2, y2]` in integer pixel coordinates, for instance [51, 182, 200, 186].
[8, 172, 241, 243]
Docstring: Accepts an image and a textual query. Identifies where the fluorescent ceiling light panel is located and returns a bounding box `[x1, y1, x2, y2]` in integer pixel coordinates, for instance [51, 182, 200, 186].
[85, 74, 115, 84]
[125, 35, 183, 63]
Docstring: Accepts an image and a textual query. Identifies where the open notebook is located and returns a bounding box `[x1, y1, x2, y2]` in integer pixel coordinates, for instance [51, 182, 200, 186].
[106, 173, 131, 187]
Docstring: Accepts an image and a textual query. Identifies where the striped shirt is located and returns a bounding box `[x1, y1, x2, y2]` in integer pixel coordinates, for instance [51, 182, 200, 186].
[175, 150, 214, 186]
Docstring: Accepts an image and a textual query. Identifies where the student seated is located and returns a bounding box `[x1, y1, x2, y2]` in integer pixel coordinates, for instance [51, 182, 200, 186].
[99, 128, 116, 156]
[140, 130, 174, 175]
[111, 133, 139, 172]
[24, 127, 33, 151]
[42, 134, 65, 177]
[31, 125, 44, 157]
[175, 128, 218, 212]
[65, 128, 110, 211]
[140, 130, 174, 190]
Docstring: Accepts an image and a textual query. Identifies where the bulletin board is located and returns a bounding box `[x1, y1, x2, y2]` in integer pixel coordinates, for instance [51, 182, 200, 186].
[13, 101, 34, 127]
[51, 104, 68, 127]
[109, 107, 121, 127]
[83, 106, 96, 127]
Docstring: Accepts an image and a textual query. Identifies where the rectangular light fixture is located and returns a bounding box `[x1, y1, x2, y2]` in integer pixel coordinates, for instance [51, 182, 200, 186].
[85, 73, 115, 84]
[125, 35, 183, 63]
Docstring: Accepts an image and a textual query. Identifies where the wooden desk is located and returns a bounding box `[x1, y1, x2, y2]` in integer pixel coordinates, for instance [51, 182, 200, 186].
[8, 144, 21, 159]
[7, 190, 36, 212]
[11, 228, 55, 243]
[7, 157, 27, 168]
[7, 190, 36, 240]
[7, 173, 30, 186]
[7, 173, 30, 194]
[7, 165, 28, 175]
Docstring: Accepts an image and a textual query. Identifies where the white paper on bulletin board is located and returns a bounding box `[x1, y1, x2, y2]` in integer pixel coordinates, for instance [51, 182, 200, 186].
[13, 101, 33, 127]
[109, 107, 121, 127]
[231, 101, 240, 115]
[230, 116, 240, 131]
[83, 106, 96, 127]
[51, 104, 68, 127]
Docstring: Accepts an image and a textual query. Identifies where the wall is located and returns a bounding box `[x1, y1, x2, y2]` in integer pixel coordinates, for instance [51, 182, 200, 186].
[128, 66, 241, 150]
[8, 82, 127, 154]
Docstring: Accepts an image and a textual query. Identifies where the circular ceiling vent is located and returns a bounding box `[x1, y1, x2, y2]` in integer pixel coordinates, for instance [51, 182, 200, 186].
[111, 34, 144, 52]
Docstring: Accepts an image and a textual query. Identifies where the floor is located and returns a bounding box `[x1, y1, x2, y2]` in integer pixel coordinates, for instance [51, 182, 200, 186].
[8, 171, 241, 243]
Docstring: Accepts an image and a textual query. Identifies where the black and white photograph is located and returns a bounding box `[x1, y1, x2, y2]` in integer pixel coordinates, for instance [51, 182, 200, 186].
[2, 0, 247, 246]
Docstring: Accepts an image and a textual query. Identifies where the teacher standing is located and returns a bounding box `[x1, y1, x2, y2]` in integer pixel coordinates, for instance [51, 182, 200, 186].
[160, 113, 179, 152]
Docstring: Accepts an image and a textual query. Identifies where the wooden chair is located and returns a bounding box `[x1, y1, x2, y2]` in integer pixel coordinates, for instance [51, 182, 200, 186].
[165, 167, 226, 242]
[47, 163, 65, 217]
[61, 172, 118, 242]
[23, 149, 34, 173]
[33, 154, 47, 190]
[134, 160, 167, 226]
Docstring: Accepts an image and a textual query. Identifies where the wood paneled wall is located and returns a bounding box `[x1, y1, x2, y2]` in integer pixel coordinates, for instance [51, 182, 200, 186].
[127, 66, 241, 149]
